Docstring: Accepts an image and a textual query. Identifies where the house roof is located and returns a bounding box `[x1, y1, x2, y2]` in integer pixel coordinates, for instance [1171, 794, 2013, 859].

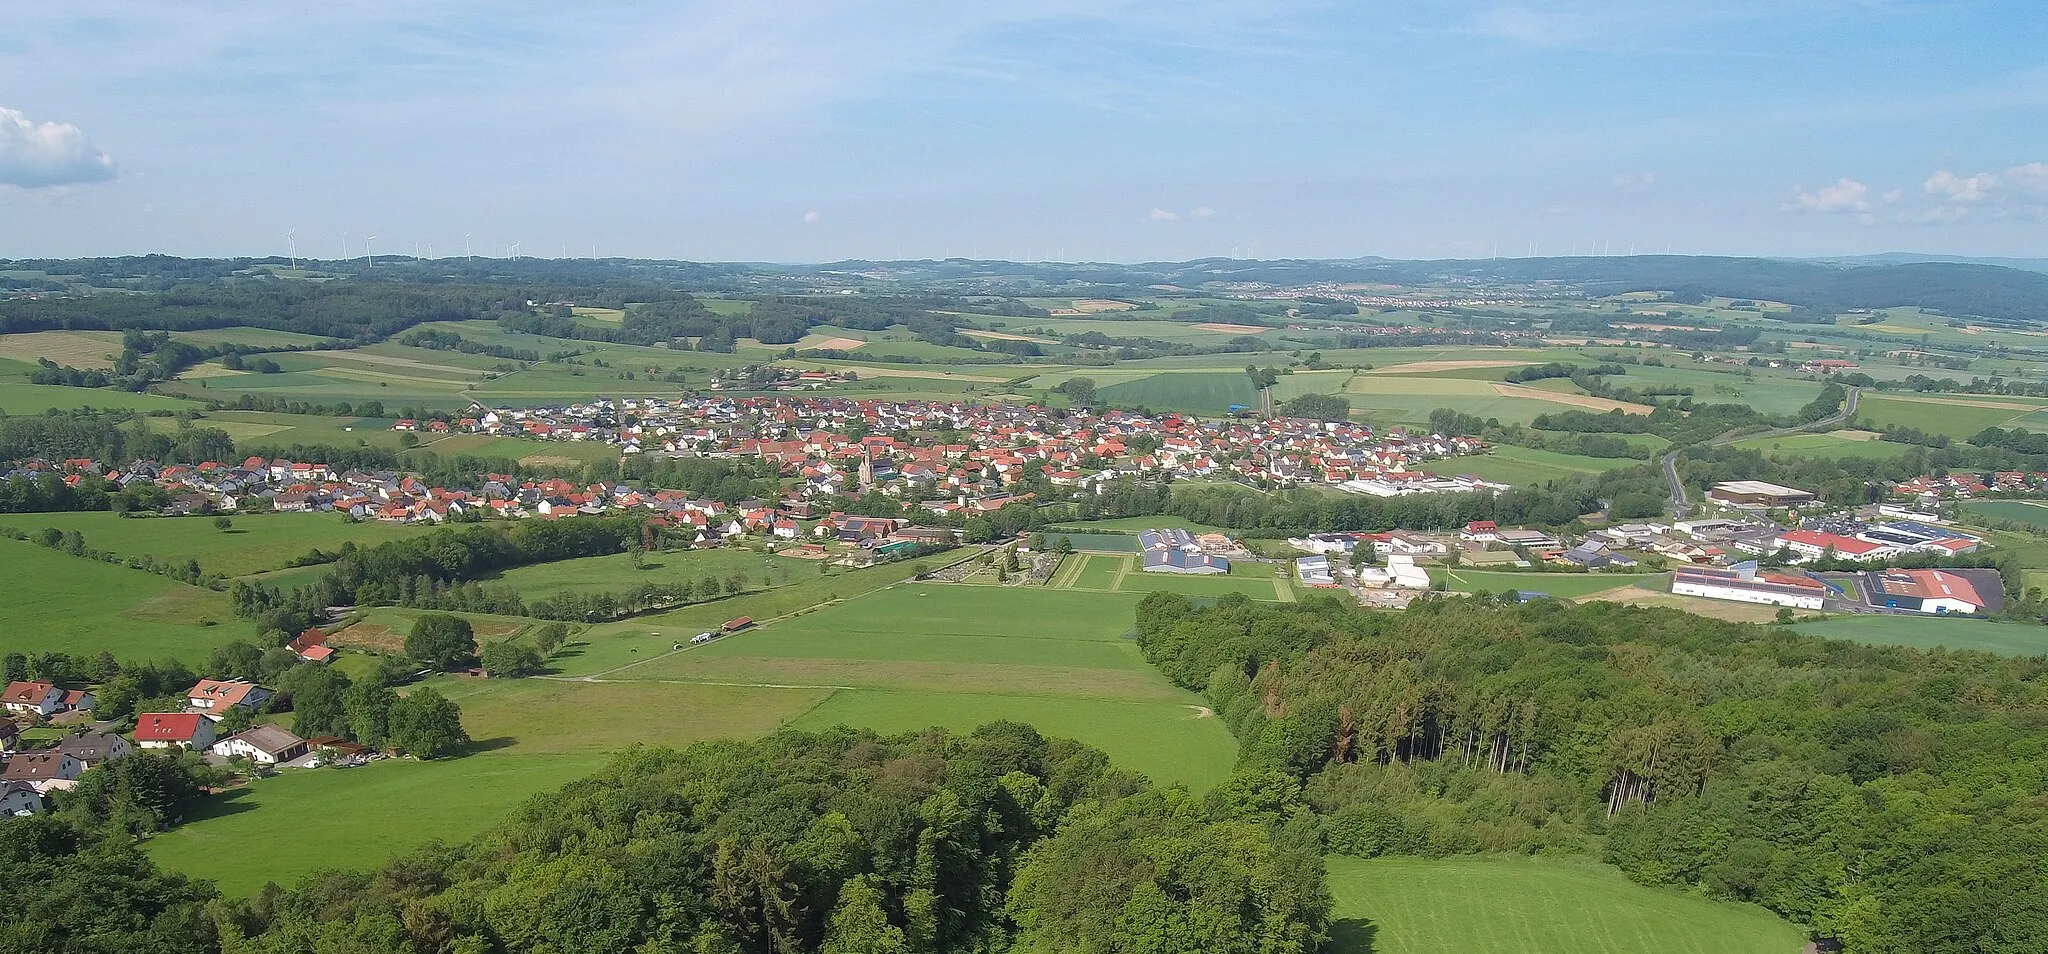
[219, 724, 306, 757]
[1874, 569, 1987, 608]
[2, 681, 55, 704]
[0, 751, 72, 780]
[188, 679, 267, 707]
[135, 713, 209, 742]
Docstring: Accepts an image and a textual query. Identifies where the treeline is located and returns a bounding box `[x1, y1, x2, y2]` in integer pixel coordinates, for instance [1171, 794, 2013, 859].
[229, 517, 645, 631]
[1077, 476, 1615, 531]
[0, 281, 512, 341]
[1427, 409, 1653, 460]
[5, 726, 1330, 954]
[1133, 593, 2048, 953]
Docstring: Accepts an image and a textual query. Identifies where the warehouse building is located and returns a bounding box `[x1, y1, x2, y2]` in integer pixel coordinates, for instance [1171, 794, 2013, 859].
[1671, 563, 1832, 610]
[1863, 568, 2001, 615]
[1706, 480, 1817, 509]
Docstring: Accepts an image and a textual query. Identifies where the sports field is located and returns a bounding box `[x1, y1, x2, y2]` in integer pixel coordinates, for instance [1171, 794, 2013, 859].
[1325, 855, 1806, 954]
[0, 535, 241, 660]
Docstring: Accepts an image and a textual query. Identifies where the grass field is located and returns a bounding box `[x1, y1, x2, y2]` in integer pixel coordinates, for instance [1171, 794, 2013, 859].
[1853, 393, 2041, 437]
[1073, 553, 1125, 589]
[1118, 570, 1279, 600]
[1957, 499, 2048, 529]
[0, 330, 126, 368]
[12, 511, 431, 578]
[1792, 615, 2046, 656]
[1731, 431, 1917, 460]
[1049, 515, 1235, 534]
[0, 536, 242, 660]
[1096, 371, 1259, 413]
[490, 547, 837, 601]
[1325, 855, 1807, 954]
[0, 382, 201, 414]
[1433, 569, 1663, 598]
[1420, 445, 1642, 486]
[611, 583, 1236, 789]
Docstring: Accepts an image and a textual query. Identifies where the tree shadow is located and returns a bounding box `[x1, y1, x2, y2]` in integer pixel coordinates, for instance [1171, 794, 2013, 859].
[186, 786, 259, 821]
[1326, 919, 1378, 954]
[456, 736, 517, 756]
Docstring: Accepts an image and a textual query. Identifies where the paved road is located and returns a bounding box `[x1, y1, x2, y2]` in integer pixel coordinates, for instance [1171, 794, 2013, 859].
[1661, 386, 1860, 520]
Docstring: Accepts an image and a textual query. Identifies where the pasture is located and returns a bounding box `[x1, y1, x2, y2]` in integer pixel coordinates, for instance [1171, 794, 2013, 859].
[1957, 499, 2048, 529]
[0, 382, 201, 414]
[1325, 855, 1806, 954]
[1096, 371, 1259, 413]
[1731, 431, 1916, 460]
[490, 547, 838, 601]
[1853, 393, 2042, 437]
[0, 536, 243, 660]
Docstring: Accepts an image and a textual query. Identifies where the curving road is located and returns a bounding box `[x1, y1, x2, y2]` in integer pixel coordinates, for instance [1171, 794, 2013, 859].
[1663, 386, 1859, 520]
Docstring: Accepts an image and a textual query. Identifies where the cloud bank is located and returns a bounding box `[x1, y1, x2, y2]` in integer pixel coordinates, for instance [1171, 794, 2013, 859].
[0, 107, 117, 188]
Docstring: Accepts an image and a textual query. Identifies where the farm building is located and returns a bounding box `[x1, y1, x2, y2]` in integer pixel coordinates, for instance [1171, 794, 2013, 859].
[212, 725, 309, 766]
[1706, 480, 1817, 509]
[1138, 528, 1229, 574]
[1671, 563, 1832, 610]
[1863, 568, 2001, 615]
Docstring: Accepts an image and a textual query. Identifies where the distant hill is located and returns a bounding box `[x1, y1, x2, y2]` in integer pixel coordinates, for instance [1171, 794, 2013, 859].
[1827, 252, 2048, 273]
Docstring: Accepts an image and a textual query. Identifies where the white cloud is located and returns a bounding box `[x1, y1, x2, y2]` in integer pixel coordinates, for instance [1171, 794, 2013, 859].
[0, 106, 116, 188]
[1147, 207, 1178, 221]
[802, 210, 821, 224]
[1787, 177, 1869, 213]
[1190, 206, 1216, 218]
[1924, 169, 1996, 202]
[1882, 189, 1903, 204]
[1612, 171, 1654, 193]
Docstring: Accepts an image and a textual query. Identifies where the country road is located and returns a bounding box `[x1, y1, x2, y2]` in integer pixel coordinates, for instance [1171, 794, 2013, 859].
[1663, 386, 1859, 520]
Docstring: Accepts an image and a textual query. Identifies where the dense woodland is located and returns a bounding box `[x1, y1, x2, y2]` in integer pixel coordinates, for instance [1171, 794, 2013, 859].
[1135, 592, 2048, 953]
[3, 726, 1328, 954]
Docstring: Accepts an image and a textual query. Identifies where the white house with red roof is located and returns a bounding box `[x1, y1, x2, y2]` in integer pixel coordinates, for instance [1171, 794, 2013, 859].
[134, 713, 218, 750]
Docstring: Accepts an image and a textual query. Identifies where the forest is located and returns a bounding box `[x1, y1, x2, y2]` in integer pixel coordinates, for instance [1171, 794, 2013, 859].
[1133, 592, 2048, 953]
[4, 725, 1329, 954]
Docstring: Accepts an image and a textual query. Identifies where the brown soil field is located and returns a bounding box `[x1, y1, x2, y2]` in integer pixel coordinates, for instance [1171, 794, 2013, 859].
[959, 329, 1056, 344]
[0, 330, 125, 369]
[331, 622, 403, 654]
[825, 365, 1010, 382]
[1070, 299, 1138, 313]
[1190, 322, 1271, 334]
[1491, 383, 1655, 414]
[799, 335, 867, 351]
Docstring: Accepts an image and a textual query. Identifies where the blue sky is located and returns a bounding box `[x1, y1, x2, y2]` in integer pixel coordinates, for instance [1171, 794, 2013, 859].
[2, 1, 2044, 262]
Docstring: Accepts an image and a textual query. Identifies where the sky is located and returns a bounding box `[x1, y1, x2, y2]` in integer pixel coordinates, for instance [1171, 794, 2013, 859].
[2, 1, 2044, 263]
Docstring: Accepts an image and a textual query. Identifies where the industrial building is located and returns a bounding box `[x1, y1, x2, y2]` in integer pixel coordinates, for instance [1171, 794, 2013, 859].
[1706, 480, 1818, 509]
[1138, 528, 1230, 574]
[1671, 563, 1833, 610]
[1863, 568, 2000, 615]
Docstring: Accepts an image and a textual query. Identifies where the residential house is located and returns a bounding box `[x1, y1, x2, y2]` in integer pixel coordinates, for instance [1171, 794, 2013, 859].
[212, 725, 310, 766]
[134, 713, 218, 750]
[1, 681, 65, 717]
[186, 679, 274, 718]
[56, 729, 131, 770]
[0, 780, 43, 815]
[0, 750, 81, 793]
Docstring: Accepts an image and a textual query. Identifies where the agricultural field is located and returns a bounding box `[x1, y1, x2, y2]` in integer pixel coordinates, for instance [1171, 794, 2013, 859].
[1113, 568, 1280, 600]
[1957, 499, 2048, 529]
[1420, 444, 1642, 486]
[1852, 393, 2045, 437]
[0, 536, 243, 660]
[1731, 430, 1917, 460]
[1791, 615, 2046, 656]
[170, 327, 336, 348]
[1096, 371, 1259, 413]
[1048, 515, 1236, 534]
[1325, 855, 1806, 954]
[12, 511, 432, 578]
[0, 330, 126, 368]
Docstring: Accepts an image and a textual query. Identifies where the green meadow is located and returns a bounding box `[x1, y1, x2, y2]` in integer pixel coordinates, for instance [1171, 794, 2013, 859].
[0, 536, 243, 660]
[1325, 855, 1806, 954]
[9, 511, 431, 578]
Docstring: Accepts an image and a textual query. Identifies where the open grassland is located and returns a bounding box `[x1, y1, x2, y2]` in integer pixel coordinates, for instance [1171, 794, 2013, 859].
[436, 678, 835, 756]
[0, 537, 242, 660]
[1116, 570, 1279, 600]
[12, 511, 431, 578]
[1432, 569, 1663, 599]
[1602, 363, 1824, 416]
[1419, 444, 1642, 485]
[1324, 855, 1807, 954]
[0, 330, 126, 368]
[0, 382, 201, 413]
[490, 547, 840, 601]
[147, 753, 604, 897]
[1792, 615, 2046, 656]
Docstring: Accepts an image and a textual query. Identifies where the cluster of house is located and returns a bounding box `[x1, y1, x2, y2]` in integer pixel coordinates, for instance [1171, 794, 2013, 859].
[1892, 471, 2048, 503]
[0, 676, 332, 815]
[402, 396, 1495, 492]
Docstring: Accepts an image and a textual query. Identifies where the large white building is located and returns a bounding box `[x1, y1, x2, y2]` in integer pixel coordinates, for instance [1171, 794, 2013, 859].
[1672, 564, 1830, 610]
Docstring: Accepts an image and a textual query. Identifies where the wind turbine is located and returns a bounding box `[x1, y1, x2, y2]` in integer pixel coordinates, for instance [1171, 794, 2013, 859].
[364, 236, 377, 268]
[286, 229, 297, 269]
[341, 231, 350, 259]
[465, 232, 473, 261]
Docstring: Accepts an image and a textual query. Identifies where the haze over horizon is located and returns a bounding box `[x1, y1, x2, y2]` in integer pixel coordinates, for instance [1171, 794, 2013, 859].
[4, 2, 2044, 263]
